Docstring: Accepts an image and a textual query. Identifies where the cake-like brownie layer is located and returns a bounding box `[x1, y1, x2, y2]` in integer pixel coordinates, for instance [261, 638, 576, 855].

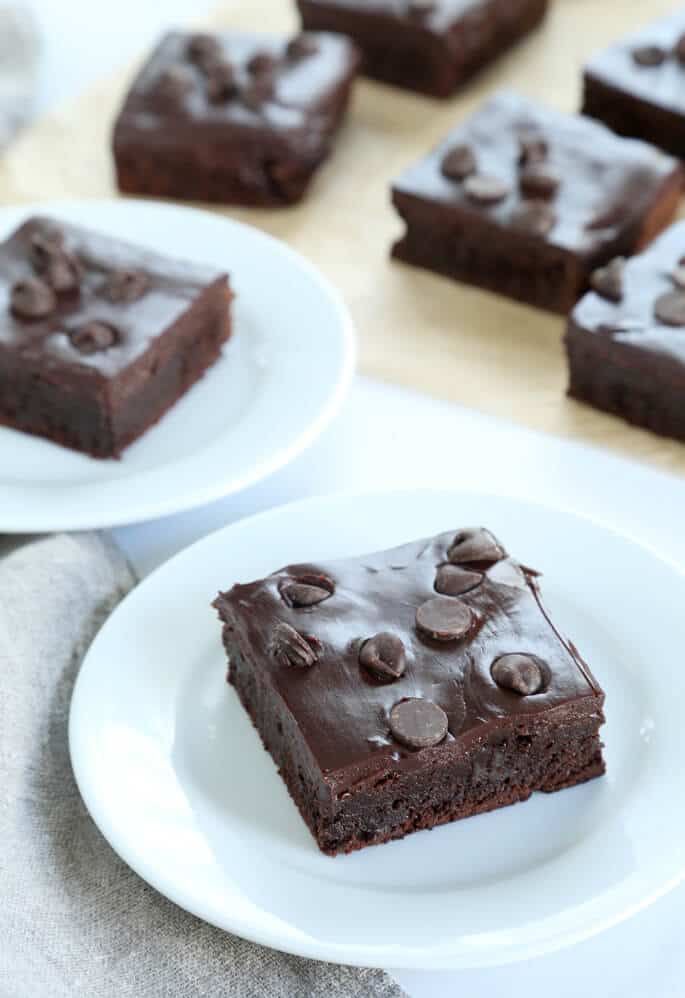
[0, 216, 232, 458]
[565, 221, 685, 441]
[113, 31, 359, 206]
[391, 92, 683, 314]
[297, 0, 549, 97]
[583, 11, 685, 161]
[213, 527, 606, 856]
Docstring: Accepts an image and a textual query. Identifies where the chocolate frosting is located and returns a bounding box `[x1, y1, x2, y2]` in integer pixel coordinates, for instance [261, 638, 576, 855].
[569, 221, 685, 387]
[585, 10, 685, 117]
[0, 216, 227, 379]
[392, 91, 680, 257]
[215, 529, 603, 794]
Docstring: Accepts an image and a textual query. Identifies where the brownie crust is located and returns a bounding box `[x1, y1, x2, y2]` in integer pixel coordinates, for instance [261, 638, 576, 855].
[297, 0, 549, 98]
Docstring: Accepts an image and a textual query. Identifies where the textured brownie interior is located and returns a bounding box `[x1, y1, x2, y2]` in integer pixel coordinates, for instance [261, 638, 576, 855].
[213, 528, 606, 857]
[297, 0, 549, 97]
[583, 74, 685, 163]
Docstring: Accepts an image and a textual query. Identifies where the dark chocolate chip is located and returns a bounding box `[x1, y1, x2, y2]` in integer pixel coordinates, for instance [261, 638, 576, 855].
[676, 33, 685, 65]
[518, 135, 548, 166]
[415, 596, 475, 642]
[590, 257, 625, 303]
[632, 45, 667, 67]
[389, 698, 448, 749]
[280, 580, 332, 608]
[69, 321, 119, 355]
[510, 201, 556, 238]
[187, 33, 223, 69]
[519, 164, 559, 200]
[247, 51, 278, 76]
[359, 633, 406, 681]
[671, 263, 685, 289]
[271, 621, 320, 668]
[441, 144, 477, 182]
[654, 290, 685, 326]
[434, 564, 484, 597]
[242, 76, 274, 111]
[286, 34, 319, 61]
[206, 60, 237, 103]
[464, 174, 511, 205]
[448, 527, 506, 565]
[101, 269, 150, 304]
[491, 654, 545, 695]
[158, 65, 195, 100]
[44, 253, 82, 294]
[10, 277, 56, 319]
[29, 230, 64, 271]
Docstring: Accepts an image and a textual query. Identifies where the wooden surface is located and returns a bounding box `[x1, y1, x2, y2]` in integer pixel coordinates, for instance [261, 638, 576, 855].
[1, 0, 684, 476]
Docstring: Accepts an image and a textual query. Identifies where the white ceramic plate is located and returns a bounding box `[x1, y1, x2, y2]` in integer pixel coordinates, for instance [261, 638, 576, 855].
[0, 200, 354, 531]
[70, 490, 685, 969]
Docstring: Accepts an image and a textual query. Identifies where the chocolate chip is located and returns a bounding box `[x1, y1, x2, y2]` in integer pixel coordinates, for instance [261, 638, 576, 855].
[359, 633, 406, 681]
[280, 579, 332, 608]
[407, 0, 436, 16]
[286, 34, 319, 61]
[510, 201, 556, 238]
[441, 144, 476, 182]
[158, 65, 195, 100]
[448, 528, 506, 565]
[434, 564, 484, 597]
[389, 698, 448, 749]
[29, 230, 64, 271]
[464, 174, 511, 205]
[671, 263, 685, 289]
[415, 596, 475, 642]
[242, 76, 274, 111]
[676, 33, 685, 65]
[101, 269, 150, 304]
[590, 257, 625, 303]
[187, 33, 223, 70]
[69, 321, 119, 355]
[654, 290, 685, 326]
[491, 654, 545, 695]
[10, 278, 56, 319]
[518, 135, 548, 166]
[632, 45, 667, 67]
[247, 51, 278, 76]
[206, 60, 237, 103]
[519, 164, 559, 200]
[271, 621, 320, 668]
[44, 253, 81, 294]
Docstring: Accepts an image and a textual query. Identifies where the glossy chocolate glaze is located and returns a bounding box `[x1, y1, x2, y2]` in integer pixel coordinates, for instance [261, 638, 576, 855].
[0, 216, 228, 380]
[115, 31, 359, 147]
[585, 10, 685, 117]
[214, 529, 604, 794]
[569, 221, 685, 387]
[392, 91, 681, 256]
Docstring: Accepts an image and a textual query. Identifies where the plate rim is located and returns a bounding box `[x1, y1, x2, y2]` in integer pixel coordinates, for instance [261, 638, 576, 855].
[0, 198, 356, 532]
[69, 488, 685, 969]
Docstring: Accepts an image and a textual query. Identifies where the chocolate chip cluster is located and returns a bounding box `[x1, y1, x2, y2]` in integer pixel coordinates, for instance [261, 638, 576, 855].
[632, 34, 685, 68]
[270, 528, 550, 753]
[440, 132, 559, 238]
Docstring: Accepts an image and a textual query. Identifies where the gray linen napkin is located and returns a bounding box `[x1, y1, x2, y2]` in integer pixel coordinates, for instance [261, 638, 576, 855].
[0, 532, 405, 998]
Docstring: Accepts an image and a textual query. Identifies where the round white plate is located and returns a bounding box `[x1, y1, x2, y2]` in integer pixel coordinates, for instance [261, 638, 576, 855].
[0, 200, 354, 531]
[70, 490, 685, 970]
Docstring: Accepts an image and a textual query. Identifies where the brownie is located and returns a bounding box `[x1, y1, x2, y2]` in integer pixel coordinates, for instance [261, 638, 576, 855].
[391, 91, 683, 314]
[0, 216, 232, 458]
[213, 526, 606, 856]
[297, 0, 549, 97]
[113, 30, 359, 206]
[583, 10, 685, 162]
[565, 222, 685, 441]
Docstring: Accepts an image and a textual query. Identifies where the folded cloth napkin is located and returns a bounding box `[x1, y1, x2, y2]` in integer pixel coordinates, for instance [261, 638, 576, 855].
[0, 532, 405, 998]
[0, 3, 39, 149]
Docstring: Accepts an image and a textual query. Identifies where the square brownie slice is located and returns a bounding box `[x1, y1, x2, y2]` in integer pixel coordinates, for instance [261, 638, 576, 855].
[583, 10, 685, 162]
[113, 30, 359, 206]
[297, 0, 549, 97]
[213, 526, 606, 856]
[0, 216, 232, 458]
[391, 91, 683, 314]
[565, 222, 685, 441]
